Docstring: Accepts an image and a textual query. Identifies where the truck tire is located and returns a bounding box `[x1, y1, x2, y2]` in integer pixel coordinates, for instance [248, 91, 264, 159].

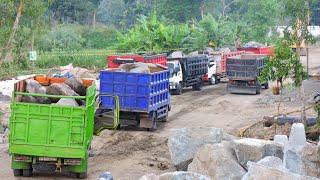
[175, 83, 182, 95]
[192, 80, 203, 91]
[147, 112, 157, 131]
[160, 106, 169, 122]
[209, 75, 217, 85]
[256, 85, 261, 95]
[77, 172, 88, 179]
[13, 169, 22, 177]
[22, 168, 32, 177]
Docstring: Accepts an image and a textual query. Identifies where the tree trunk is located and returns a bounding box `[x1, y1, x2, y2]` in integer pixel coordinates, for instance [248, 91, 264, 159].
[93, 11, 96, 29]
[1, 0, 25, 62]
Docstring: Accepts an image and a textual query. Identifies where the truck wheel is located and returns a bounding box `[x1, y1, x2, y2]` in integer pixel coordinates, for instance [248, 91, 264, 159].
[148, 112, 157, 131]
[256, 85, 261, 94]
[175, 83, 182, 95]
[22, 168, 32, 177]
[209, 75, 217, 85]
[161, 106, 169, 122]
[77, 172, 88, 179]
[193, 80, 203, 91]
[13, 169, 22, 177]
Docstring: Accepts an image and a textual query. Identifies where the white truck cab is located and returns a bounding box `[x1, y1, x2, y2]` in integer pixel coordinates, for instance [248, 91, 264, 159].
[168, 60, 183, 94]
[206, 55, 218, 85]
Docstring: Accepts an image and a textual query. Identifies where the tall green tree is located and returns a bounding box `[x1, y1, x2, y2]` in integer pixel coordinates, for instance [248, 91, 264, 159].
[1, 0, 50, 63]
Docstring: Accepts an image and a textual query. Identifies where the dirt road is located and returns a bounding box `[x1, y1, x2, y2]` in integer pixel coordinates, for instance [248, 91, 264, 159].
[0, 46, 319, 180]
[0, 84, 287, 180]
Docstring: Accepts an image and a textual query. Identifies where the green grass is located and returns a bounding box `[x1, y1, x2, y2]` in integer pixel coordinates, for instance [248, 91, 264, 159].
[0, 49, 124, 80]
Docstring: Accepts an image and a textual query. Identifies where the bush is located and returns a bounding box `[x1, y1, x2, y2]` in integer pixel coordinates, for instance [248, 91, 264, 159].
[37, 25, 118, 51]
[38, 25, 83, 51]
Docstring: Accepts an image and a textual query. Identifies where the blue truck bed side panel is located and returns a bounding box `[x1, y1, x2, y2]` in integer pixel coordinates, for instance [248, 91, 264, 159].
[100, 70, 170, 112]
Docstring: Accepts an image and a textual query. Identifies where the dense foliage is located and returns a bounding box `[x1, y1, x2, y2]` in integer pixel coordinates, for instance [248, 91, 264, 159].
[0, 0, 319, 79]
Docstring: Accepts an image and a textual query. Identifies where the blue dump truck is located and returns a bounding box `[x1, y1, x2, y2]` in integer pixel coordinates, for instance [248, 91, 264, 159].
[95, 64, 170, 131]
[226, 54, 268, 94]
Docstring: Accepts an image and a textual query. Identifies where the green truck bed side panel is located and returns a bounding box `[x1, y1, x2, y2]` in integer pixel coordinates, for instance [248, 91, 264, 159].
[9, 84, 96, 159]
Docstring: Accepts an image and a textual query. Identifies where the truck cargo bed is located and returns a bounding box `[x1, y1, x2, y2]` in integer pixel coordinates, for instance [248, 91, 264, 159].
[9, 78, 96, 159]
[99, 69, 170, 113]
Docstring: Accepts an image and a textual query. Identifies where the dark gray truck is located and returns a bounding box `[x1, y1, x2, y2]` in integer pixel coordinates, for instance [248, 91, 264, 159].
[226, 54, 268, 94]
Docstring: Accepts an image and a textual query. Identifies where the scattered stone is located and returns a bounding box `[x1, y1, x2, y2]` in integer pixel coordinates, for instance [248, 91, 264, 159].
[99, 172, 113, 180]
[188, 142, 246, 180]
[256, 156, 287, 171]
[233, 138, 283, 169]
[274, 135, 289, 146]
[65, 77, 86, 96]
[168, 127, 223, 170]
[288, 123, 306, 150]
[242, 162, 318, 180]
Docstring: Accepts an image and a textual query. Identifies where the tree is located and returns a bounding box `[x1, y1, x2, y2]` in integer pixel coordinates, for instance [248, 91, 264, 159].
[281, 0, 316, 126]
[0, 0, 50, 63]
[48, 0, 96, 25]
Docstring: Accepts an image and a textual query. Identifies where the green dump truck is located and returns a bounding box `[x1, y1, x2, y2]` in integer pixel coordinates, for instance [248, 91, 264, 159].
[9, 77, 96, 178]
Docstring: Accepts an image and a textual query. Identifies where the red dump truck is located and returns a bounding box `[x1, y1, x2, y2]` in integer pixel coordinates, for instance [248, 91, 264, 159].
[237, 46, 274, 56]
[107, 54, 167, 68]
[201, 51, 245, 83]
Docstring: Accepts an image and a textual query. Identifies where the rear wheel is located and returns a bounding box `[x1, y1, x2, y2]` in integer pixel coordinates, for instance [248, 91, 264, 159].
[13, 169, 22, 177]
[77, 172, 88, 179]
[192, 80, 203, 91]
[256, 84, 261, 94]
[22, 168, 32, 177]
[209, 75, 217, 85]
[175, 83, 182, 95]
[161, 106, 169, 122]
[147, 112, 157, 131]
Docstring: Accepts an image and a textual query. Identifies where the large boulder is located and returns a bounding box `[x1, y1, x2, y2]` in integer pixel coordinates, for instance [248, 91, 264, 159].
[24, 79, 51, 104]
[283, 123, 320, 178]
[242, 162, 319, 180]
[233, 138, 283, 169]
[256, 156, 287, 171]
[168, 127, 223, 170]
[69, 67, 96, 82]
[188, 142, 246, 180]
[64, 77, 86, 96]
[140, 172, 211, 180]
[284, 143, 320, 178]
[46, 83, 80, 104]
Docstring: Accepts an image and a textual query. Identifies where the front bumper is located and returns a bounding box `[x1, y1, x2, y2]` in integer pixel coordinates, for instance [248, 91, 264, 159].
[170, 83, 178, 90]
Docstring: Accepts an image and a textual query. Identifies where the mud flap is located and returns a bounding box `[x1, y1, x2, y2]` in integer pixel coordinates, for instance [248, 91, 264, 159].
[139, 112, 155, 128]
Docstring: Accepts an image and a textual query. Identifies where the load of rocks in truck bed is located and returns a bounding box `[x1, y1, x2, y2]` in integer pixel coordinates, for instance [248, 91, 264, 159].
[117, 62, 166, 73]
[20, 77, 87, 107]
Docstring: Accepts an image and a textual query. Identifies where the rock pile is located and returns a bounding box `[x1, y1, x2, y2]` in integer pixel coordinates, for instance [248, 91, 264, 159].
[141, 124, 320, 180]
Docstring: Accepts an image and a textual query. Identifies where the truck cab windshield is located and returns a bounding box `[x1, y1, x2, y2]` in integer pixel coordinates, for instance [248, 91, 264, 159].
[168, 61, 180, 78]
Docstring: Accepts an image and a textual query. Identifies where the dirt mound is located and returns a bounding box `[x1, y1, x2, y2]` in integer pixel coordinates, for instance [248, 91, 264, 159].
[94, 131, 168, 157]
